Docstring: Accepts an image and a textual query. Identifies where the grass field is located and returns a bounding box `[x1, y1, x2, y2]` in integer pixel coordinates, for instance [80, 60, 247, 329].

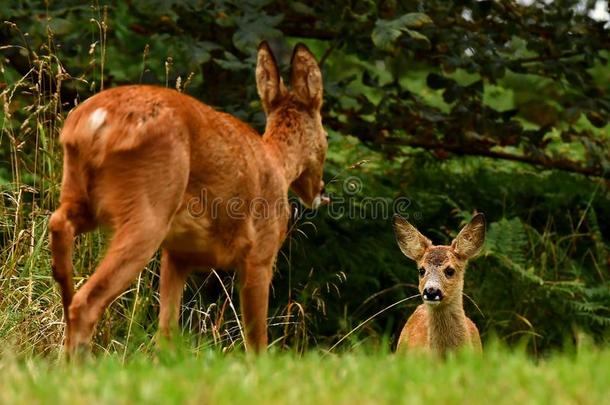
[1, 345, 608, 404]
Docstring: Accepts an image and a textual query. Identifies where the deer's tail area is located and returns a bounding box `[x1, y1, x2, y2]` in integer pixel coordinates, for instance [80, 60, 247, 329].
[49, 106, 101, 330]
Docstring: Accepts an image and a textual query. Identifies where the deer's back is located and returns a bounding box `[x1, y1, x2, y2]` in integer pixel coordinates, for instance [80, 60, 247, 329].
[60, 85, 288, 268]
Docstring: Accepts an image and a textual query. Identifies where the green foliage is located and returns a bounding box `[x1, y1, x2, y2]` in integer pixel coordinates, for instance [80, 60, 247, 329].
[486, 218, 530, 273]
[0, 0, 609, 356]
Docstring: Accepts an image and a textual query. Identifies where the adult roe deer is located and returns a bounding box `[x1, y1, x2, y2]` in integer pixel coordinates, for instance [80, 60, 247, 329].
[393, 213, 486, 355]
[49, 42, 329, 355]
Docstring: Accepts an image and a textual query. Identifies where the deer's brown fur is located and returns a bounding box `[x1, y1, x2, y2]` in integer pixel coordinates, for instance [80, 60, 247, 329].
[393, 214, 486, 355]
[49, 42, 328, 355]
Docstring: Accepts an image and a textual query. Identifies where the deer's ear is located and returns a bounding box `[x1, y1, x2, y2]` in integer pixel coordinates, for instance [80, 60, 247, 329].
[393, 214, 431, 262]
[256, 41, 281, 112]
[290, 43, 323, 109]
[451, 213, 486, 260]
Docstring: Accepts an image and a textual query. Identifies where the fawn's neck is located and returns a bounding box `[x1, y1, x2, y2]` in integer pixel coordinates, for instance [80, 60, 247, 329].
[426, 295, 469, 354]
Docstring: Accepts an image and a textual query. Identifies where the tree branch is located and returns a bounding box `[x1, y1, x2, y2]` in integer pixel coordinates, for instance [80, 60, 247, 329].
[383, 136, 609, 180]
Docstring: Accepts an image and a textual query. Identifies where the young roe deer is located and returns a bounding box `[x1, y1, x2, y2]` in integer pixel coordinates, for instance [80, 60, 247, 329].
[49, 42, 329, 355]
[393, 214, 486, 355]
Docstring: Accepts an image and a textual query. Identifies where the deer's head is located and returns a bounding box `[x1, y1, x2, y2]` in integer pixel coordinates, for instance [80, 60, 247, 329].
[393, 214, 486, 308]
[256, 42, 329, 209]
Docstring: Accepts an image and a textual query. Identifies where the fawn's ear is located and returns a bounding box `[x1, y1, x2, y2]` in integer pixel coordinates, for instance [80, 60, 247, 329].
[451, 213, 486, 260]
[393, 214, 431, 262]
[256, 41, 281, 112]
[290, 43, 323, 110]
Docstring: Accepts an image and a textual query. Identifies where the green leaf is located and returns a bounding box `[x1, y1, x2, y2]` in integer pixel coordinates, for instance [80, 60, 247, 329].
[586, 111, 607, 128]
[372, 13, 432, 51]
[371, 22, 402, 51]
[404, 28, 431, 46]
[185, 41, 220, 65]
[290, 1, 316, 16]
[47, 18, 73, 36]
[232, 12, 284, 53]
[214, 51, 249, 71]
[398, 12, 433, 29]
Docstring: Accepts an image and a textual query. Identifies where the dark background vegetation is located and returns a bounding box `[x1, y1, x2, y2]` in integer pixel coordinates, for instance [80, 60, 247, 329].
[1, 0, 609, 356]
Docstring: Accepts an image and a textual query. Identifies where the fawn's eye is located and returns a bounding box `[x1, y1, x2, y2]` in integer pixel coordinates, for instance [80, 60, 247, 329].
[418, 268, 425, 277]
[444, 267, 455, 278]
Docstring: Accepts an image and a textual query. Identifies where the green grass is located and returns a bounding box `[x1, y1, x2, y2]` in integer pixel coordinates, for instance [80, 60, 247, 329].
[1, 346, 608, 404]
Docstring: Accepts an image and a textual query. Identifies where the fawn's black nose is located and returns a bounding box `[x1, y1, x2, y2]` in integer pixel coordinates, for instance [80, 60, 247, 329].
[423, 286, 443, 302]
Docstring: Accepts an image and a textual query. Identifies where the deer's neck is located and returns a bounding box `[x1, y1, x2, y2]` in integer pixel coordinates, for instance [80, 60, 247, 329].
[262, 120, 308, 185]
[426, 296, 469, 354]
[263, 135, 305, 184]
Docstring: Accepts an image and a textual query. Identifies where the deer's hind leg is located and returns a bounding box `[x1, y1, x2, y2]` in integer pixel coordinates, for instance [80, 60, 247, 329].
[49, 143, 96, 350]
[49, 201, 94, 350]
[159, 249, 191, 340]
[66, 213, 168, 353]
[66, 142, 189, 354]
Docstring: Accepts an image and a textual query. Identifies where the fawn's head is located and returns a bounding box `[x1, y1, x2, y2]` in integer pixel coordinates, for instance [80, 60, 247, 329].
[393, 214, 486, 308]
[256, 41, 329, 209]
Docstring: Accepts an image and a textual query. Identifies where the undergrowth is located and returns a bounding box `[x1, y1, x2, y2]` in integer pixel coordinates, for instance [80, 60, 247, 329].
[1, 4, 609, 358]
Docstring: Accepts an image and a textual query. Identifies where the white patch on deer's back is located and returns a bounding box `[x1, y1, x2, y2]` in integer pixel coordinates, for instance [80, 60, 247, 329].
[89, 108, 107, 133]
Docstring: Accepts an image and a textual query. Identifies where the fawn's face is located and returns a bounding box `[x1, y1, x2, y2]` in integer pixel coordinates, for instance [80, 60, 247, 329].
[417, 247, 465, 307]
[393, 214, 486, 308]
[256, 42, 329, 208]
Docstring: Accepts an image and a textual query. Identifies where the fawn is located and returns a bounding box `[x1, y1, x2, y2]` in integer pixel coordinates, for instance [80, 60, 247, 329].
[393, 213, 486, 355]
[49, 42, 329, 355]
